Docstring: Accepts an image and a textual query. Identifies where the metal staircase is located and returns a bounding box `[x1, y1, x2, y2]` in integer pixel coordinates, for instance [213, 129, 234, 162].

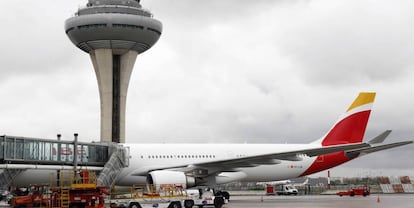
[97, 144, 129, 187]
[0, 169, 25, 188]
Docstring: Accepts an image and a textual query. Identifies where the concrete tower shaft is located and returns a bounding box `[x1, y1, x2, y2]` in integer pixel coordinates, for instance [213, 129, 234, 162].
[65, 0, 162, 143]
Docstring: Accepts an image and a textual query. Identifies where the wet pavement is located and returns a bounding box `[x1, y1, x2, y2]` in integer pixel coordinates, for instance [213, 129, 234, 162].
[223, 194, 414, 208]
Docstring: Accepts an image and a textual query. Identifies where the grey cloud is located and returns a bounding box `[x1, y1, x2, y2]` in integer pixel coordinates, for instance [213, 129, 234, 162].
[0, 0, 413, 175]
[273, 0, 414, 86]
[0, 1, 86, 81]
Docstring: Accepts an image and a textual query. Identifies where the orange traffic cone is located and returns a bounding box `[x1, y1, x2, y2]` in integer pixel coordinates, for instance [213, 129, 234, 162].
[377, 195, 381, 203]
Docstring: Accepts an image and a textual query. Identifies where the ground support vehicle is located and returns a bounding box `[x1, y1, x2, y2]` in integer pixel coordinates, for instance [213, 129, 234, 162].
[109, 184, 190, 208]
[110, 197, 191, 208]
[49, 184, 108, 208]
[336, 185, 370, 197]
[186, 188, 226, 208]
[275, 184, 298, 195]
[266, 184, 276, 195]
[8, 171, 108, 208]
[10, 184, 50, 207]
[109, 185, 226, 208]
[48, 170, 108, 208]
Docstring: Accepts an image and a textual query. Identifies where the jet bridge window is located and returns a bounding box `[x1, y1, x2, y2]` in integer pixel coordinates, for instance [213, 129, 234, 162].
[5, 138, 18, 159]
[15, 139, 24, 160]
[87, 145, 108, 163]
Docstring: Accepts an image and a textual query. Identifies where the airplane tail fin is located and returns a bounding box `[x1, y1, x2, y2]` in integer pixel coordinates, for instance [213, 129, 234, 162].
[314, 92, 376, 146]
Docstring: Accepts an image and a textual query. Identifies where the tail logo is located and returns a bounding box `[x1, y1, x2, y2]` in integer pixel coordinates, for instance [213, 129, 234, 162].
[301, 92, 376, 176]
[321, 92, 376, 146]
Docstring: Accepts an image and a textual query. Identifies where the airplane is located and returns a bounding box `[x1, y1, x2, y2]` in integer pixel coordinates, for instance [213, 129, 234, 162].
[9, 92, 413, 201]
[256, 180, 292, 186]
[256, 178, 309, 187]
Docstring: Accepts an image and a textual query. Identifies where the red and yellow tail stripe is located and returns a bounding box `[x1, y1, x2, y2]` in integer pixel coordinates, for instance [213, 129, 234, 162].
[346, 92, 376, 113]
[301, 92, 376, 176]
[320, 92, 376, 146]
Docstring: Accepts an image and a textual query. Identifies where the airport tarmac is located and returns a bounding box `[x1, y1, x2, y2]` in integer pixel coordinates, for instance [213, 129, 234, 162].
[1, 194, 412, 208]
[224, 194, 414, 208]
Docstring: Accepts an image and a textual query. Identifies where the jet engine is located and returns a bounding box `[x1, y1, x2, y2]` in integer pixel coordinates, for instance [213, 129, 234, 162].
[147, 170, 197, 190]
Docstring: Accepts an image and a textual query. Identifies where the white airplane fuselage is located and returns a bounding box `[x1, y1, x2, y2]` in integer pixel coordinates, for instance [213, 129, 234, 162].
[116, 143, 319, 186]
[12, 143, 322, 187]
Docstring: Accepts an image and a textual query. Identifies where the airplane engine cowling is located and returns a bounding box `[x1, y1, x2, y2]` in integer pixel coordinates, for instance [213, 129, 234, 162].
[147, 170, 196, 190]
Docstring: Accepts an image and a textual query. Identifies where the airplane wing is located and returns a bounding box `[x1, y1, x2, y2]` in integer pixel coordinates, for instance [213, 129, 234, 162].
[141, 142, 370, 176]
[346, 141, 413, 157]
[185, 131, 409, 175]
[346, 130, 413, 156]
[368, 130, 392, 144]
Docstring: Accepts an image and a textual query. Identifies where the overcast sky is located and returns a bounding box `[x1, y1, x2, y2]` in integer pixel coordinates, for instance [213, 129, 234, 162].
[0, 0, 413, 177]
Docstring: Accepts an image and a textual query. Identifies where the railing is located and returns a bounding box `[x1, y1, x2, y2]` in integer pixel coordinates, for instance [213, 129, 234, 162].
[0, 135, 109, 166]
[49, 170, 98, 188]
[111, 184, 188, 200]
[76, 5, 153, 17]
[97, 144, 129, 187]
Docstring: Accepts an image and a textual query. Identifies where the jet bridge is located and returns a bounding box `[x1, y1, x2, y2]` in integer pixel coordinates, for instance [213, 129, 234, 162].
[0, 134, 129, 188]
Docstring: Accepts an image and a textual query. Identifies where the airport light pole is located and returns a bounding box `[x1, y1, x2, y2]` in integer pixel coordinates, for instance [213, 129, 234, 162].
[65, 0, 162, 143]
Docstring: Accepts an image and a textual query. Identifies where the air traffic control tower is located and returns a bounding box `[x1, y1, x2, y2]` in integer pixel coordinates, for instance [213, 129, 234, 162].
[65, 0, 162, 143]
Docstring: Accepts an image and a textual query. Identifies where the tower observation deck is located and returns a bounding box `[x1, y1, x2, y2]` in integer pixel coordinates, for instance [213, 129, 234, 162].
[65, 0, 162, 143]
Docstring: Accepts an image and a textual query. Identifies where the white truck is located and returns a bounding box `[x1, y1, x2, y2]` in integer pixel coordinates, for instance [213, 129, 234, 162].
[275, 184, 298, 195]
